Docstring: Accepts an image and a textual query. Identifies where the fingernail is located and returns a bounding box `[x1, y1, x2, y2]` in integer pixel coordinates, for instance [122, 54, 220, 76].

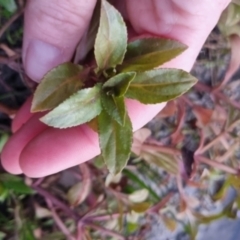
[25, 40, 63, 82]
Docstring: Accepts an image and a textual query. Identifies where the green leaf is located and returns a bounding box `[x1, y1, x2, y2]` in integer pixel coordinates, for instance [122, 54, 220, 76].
[93, 154, 105, 169]
[32, 63, 85, 112]
[67, 181, 90, 207]
[141, 150, 179, 175]
[233, 0, 240, 5]
[87, 117, 98, 132]
[0, 134, 9, 153]
[101, 92, 126, 125]
[98, 109, 132, 174]
[123, 169, 160, 201]
[40, 232, 65, 240]
[103, 72, 136, 97]
[41, 85, 102, 128]
[19, 221, 35, 240]
[94, 0, 127, 71]
[125, 69, 197, 104]
[0, 174, 34, 195]
[0, 0, 17, 13]
[74, 0, 101, 62]
[130, 202, 151, 213]
[218, 3, 240, 37]
[162, 215, 177, 232]
[192, 210, 230, 225]
[0, 231, 6, 240]
[119, 38, 187, 72]
[127, 222, 138, 234]
[0, 181, 8, 202]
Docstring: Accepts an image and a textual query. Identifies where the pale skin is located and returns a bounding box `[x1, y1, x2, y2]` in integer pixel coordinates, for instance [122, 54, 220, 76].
[1, 0, 231, 177]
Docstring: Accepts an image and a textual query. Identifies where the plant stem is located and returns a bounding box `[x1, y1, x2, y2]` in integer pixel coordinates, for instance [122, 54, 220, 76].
[148, 193, 173, 213]
[0, 103, 16, 117]
[171, 100, 185, 145]
[87, 213, 123, 221]
[197, 132, 227, 154]
[196, 118, 240, 155]
[195, 156, 238, 175]
[0, 8, 24, 38]
[46, 198, 75, 240]
[33, 186, 79, 220]
[76, 222, 84, 240]
[217, 139, 240, 163]
[143, 144, 181, 156]
[86, 223, 125, 240]
[32, 177, 44, 187]
[80, 196, 105, 221]
[215, 92, 240, 110]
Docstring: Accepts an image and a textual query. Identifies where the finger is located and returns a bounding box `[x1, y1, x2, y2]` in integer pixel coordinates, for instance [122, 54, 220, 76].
[20, 125, 100, 178]
[23, 0, 96, 82]
[12, 96, 33, 133]
[6, 100, 165, 177]
[125, 0, 231, 71]
[126, 99, 165, 131]
[1, 113, 47, 174]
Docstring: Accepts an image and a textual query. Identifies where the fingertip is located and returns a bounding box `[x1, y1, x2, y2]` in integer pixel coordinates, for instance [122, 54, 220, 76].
[1, 114, 47, 175]
[1, 146, 23, 175]
[12, 96, 33, 133]
[20, 125, 100, 178]
[126, 99, 166, 131]
[23, 0, 97, 81]
[24, 40, 64, 82]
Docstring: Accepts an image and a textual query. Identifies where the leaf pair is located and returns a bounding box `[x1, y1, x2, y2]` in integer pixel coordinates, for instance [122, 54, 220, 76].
[31, 0, 197, 175]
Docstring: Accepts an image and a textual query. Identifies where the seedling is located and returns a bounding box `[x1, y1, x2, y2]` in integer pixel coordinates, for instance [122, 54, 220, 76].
[31, 0, 197, 175]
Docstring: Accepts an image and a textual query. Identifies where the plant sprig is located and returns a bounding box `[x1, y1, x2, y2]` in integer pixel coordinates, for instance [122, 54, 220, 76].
[31, 0, 197, 175]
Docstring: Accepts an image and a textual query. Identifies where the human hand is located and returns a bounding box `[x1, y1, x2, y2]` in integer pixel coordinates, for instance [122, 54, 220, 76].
[1, 0, 231, 177]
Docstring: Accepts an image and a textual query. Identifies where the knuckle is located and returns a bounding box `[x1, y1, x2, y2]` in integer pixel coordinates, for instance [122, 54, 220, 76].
[27, 0, 94, 38]
[38, 1, 84, 33]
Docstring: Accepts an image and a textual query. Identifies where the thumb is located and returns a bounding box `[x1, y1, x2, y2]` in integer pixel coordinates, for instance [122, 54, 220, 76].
[23, 0, 96, 82]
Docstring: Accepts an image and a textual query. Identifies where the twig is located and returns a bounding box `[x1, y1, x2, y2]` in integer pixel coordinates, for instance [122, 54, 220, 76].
[213, 35, 240, 92]
[86, 223, 125, 240]
[194, 82, 211, 92]
[210, 124, 230, 150]
[195, 156, 238, 175]
[199, 130, 227, 154]
[80, 196, 105, 221]
[148, 193, 174, 213]
[182, 95, 193, 107]
[46, 198, 75, 240]
[76, 222, 85, 240]
[194, 129, 205, 155]
[217, 140, 240, 163]
[32, 177, 45, 187]
[176, 174, 185, 197]
[171, 99, 185, 145]
[0, 44, 17, 57]
[33, 186, 79, 220]
[0, 55, 19, 64]
[0, 103, 16, 116]
[215, 92, 240, 110]
[228, 119, 240, 131]
[195, 82, 240, 110]
[70, 163, 91, 207]
[0, 8, 24, 39]
[86, 213, 123, 222]
[142, 144, 181, 156]
[197, 118, 240, 154]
